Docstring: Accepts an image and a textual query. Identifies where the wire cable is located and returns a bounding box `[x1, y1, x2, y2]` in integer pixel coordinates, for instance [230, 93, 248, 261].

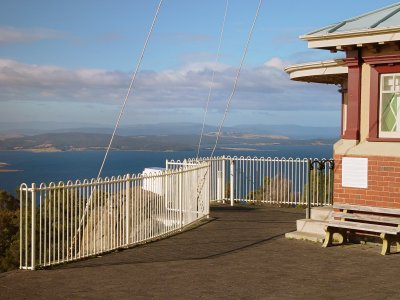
[196, 0, 229, 159]
[210, 0, 263, 158]
[97, 0, 164, 179]
[70, 0, 163, 255]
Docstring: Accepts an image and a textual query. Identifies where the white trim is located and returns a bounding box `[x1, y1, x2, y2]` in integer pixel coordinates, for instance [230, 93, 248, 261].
[301, 27, 400, 49]
[284, 60, 347, 83]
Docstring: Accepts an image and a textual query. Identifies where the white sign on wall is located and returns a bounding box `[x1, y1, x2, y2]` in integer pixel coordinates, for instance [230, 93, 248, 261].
[342, 157, 368, 189]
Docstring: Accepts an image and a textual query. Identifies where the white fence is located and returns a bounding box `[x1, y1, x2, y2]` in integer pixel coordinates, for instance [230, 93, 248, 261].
[20, 162, 210, 270]
[20, 156, 334, 270]
[167, 156, 334, 207]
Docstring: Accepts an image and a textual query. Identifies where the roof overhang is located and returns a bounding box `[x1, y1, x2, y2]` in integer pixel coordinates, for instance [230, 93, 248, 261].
[284, 59, 348, 84]
[301, 26, 400, 50]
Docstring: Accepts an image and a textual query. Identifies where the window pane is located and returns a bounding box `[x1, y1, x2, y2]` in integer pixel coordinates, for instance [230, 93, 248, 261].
[382, 75, 394, 91]
[381, 93, 397, 132]
[395, 76, 400, 92]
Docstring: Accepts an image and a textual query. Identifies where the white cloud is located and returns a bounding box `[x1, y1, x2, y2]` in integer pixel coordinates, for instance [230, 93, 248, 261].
[263, 57, 289, 70]
[0, 57, 340, 112]
[0, 26, 65, 44]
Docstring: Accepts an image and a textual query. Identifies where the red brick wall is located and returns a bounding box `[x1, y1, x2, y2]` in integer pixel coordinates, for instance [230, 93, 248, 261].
[334, 154, 400, 208]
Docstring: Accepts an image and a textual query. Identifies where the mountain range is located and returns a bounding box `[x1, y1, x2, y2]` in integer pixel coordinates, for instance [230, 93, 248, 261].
[0, 122, 340, 140]
[0, 122, 339, 152]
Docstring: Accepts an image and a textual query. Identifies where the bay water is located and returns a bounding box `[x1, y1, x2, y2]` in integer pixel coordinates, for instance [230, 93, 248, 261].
[0, 145, 333, 195]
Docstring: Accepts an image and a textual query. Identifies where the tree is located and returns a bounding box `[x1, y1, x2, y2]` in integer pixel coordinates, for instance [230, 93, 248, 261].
[0, 189, 20, 272]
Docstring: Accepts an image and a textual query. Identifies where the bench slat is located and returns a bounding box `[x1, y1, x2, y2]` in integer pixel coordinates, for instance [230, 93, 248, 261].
[333, 204, 400, 216]
[328, 220, 400, 235]
[332, 212, 400, 225]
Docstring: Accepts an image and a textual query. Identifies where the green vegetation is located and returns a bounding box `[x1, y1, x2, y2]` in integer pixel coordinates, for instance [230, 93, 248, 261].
[246, 176, 294, 205]
[301, 164, 334, 206]
[0, 189, 20, 272]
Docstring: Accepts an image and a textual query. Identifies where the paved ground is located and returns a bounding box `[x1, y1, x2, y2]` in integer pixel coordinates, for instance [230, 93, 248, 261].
[1, 204, 400, 299]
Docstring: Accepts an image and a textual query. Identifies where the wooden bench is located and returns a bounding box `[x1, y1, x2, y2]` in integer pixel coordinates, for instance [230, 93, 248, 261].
[323, 203, 400, 255]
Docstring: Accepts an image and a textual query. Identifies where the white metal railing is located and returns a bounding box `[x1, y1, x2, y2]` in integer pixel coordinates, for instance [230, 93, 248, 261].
[20, 162, 210, 270]
[20, 155, 333, 270]
[167, 156, 334, 208]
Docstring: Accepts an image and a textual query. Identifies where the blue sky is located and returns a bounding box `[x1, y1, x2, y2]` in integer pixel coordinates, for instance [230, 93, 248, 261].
[0, 1, 397, 129]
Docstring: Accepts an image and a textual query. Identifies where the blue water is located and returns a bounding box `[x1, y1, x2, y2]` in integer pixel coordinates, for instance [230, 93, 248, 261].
[0, 145, 333, 195]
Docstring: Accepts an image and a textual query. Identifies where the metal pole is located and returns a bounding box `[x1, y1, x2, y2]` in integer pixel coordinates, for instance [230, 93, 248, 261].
[230, 158, 234, 206]
[222, 156, 226, 202]
[179, 170, 183, 228]
[329, 160, 335, 205]
[19, 186, 23, 269]
[31, 183, 36, 270]
[217, 170, 222, 201]
[125, 174, 130, 245]
[306, 160, 312, 219]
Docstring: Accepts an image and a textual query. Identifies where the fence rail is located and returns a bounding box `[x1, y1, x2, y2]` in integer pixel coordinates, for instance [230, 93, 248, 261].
[167, 156, 334, 207]
[21, 155, 334, 270]
[20, 162, 210, 270]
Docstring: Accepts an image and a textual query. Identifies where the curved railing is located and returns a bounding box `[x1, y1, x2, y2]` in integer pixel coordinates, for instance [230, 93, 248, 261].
[167, 156, 334, 207]
[20, 162, 210, 270]
[20, 155, 334, 270]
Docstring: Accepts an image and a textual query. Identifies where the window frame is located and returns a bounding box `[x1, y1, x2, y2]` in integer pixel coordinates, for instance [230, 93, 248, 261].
[368, 63, 400, 142]
[378, 73, 400, 138]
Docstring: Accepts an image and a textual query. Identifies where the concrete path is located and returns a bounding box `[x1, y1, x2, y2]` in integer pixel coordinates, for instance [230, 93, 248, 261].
[1, 205, 399, 299]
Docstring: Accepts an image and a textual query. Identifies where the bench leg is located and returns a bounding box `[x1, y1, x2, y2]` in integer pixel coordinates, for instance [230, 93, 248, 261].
[380, 233, 393, 256]
[322, 228, 333, 248]
[336, 229, 347, 245]
[323, 227, 347, 248]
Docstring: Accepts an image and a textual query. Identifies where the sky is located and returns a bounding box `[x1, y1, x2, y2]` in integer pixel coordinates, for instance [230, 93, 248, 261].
[0, 0, 398, 130]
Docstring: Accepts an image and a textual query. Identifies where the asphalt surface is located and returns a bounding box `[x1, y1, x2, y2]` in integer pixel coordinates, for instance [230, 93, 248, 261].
[1, 204, 399, 299]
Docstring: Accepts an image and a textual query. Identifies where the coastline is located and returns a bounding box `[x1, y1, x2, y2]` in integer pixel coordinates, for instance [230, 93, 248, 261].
[0, 162, 21, 172]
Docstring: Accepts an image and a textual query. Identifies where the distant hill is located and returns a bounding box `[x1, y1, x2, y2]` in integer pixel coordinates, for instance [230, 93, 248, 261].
[0, 122, 340, 140]
[0, 132, 336, 152]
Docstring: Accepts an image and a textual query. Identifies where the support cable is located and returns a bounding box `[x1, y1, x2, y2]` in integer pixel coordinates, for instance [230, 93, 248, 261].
[196, 0, 229, 159]
[70, 0, 163, 255]
[97, 0, 164, 179]
[210, 0, 263, 158]
[194, 0, 263, 205]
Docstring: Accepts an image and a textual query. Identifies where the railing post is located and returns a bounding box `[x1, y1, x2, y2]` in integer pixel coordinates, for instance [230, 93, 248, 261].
[217, 169, 222, 201]
[179, 170, 183, 228]
[125, 174, 130, 245]
[31, 183, 36, 270]
[19, 186, 22, 270]
[230, 158, 234, 207]
[222, 156, 226, 202]
[329, 160, 335, 205]
[306, 159, 312, 219]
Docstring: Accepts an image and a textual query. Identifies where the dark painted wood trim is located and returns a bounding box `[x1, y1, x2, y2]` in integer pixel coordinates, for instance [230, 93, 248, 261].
[368, 64, 400, 141]
[340, 82, 348, 139]
[369, 67, 379, 139]
[343, 51, 361, 140]
[341, 91, 344, 137]
[367, 137, 400, 142]
[364, 54, 400, 65]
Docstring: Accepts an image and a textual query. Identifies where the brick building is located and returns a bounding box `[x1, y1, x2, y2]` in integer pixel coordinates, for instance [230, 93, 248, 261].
[286, 3, 400, 210]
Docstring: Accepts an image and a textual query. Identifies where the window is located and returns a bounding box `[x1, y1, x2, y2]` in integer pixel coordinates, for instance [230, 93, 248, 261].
[366, 59, 400, 142]
[379, 73, 400, 138]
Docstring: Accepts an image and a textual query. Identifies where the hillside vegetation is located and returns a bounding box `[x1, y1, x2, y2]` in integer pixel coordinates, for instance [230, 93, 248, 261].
[0, 189, 19, 272]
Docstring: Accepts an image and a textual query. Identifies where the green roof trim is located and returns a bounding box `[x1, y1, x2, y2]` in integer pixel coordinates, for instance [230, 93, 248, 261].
[306, 2, 400, 36]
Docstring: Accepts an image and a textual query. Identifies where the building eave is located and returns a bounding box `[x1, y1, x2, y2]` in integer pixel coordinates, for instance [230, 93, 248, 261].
[284, 59, 348, 84]
[300, 26, 400, 49]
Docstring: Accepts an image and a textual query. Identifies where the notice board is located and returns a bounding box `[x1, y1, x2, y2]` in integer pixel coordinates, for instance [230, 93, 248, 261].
[342, 157, 368, 189]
